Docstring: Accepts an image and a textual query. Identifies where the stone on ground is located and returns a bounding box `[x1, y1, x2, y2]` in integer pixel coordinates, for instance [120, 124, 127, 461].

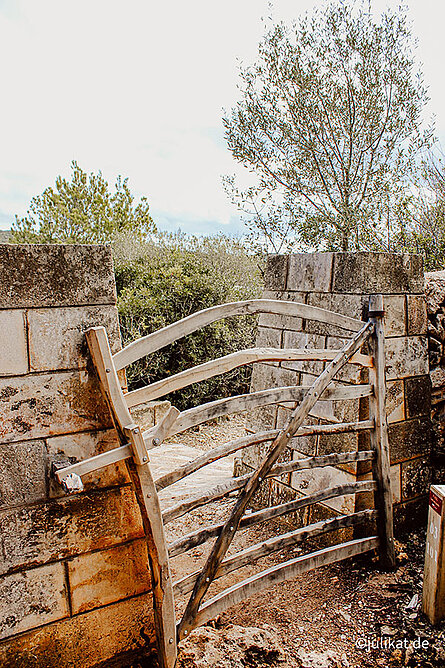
[176, 624, 288, 667]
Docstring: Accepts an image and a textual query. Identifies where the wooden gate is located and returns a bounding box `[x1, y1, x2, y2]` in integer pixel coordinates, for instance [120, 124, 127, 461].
[55, 295, 395, 668]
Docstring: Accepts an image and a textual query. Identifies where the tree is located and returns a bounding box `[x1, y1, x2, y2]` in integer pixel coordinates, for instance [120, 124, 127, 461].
[393, 149, 445, 270]
[114, 232, 263, 409]
[12, 161, 156, 244]
[223, 0, 433, 252]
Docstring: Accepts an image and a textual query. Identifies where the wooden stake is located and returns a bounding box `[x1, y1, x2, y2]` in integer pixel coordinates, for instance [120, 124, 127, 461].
[368, 296, 396, 569]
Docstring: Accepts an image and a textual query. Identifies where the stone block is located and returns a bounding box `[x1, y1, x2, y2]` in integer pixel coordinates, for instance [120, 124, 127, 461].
[306, 293, 366, 336]
[317, 431, 358, 470]
[386, 380, 405, 423]
[154, 400, 172, 423]
[28, 305, 121, 372]
[282, 331, 326, 375]
[430, 366, 445, 391]
[68, 539, 151, 614]
[245, 405, 277, 434]
[0, 310, 28, 376]
[401, 456, 432, 500]
[404, 375, 431, 419]
[0, 370, 113, 444]
[407, 295, 428, 336]
[381, 295, 407, 337]
[358, 464, 401, 505]
[264, 255, 289, 291]
[325, 336, 363, 383]
[388, 418, 431, 464]
[424, 269, 445, 312]
[308, 503, 354, 546]
[394, 497, 428, 536]
[0, 592, 155, 668]
[256, 327, 282, 349]
[0, 440, 46, 508]
[306, 293, 405, 338]
[291, 464, 356, 514]
[259, 291, 306, 331]
[129, 402, 156, 430]
[130, 400, 172, 432]
[0, 563, 69, 640]
[0, 486, 144, 575]
[46, 429, 129, 497]
[249, 362, 298, 394]
[287, 253, 333, 292]
[385, 336, 429, 381]
[0, 244, 116, 308]
[331, 252, 424, 294]
[288, 433, 318, 456]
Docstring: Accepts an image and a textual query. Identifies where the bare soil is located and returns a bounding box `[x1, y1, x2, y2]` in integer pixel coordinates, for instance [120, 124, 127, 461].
[153, 416, 444, 668]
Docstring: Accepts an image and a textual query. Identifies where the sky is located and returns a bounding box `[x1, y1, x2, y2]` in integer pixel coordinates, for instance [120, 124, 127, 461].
[0, 0, 444, 237]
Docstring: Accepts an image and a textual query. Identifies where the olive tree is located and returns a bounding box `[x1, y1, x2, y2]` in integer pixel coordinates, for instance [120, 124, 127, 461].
[223, 0, 433, 252]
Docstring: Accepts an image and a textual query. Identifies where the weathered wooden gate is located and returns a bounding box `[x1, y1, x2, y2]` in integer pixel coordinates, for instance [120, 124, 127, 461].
[55, 295, 395, 668]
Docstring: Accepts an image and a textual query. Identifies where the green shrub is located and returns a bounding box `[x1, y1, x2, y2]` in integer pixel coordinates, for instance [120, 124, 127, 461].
[113, 233, 264, 410]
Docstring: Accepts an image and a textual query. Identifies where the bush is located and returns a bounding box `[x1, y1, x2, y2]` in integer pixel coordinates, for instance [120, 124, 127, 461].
[113, 233, 264, 410]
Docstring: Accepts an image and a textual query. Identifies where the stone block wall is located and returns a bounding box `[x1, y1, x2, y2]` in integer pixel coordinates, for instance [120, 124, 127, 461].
[239, 252, 431, 535]
[0, 245, 156, 667]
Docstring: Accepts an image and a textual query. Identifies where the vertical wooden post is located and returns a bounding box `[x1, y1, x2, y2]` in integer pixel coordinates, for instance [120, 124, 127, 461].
[368, 295, 396, 569]
[422, 485, 445, 624]
[85, 327, 177, 668]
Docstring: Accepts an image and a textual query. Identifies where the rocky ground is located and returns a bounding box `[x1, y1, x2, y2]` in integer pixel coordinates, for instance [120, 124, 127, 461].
[138, 417, 444, 668]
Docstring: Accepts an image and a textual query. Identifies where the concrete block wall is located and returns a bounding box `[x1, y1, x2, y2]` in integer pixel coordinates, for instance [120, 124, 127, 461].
[0, 245, 156, 668]
[239, 252, 431, 535]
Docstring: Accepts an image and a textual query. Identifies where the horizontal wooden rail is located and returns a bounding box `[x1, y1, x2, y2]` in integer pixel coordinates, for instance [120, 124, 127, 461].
[173, 509, 377, 595]
[168, 480, 376, 557]
[162, 451, 376, 524]
[186, 536, 379, 634]
[113, 299, 364, 370]
[143, 385, 374, 441]
[55, 444, 133, 483]
[125, 348, 372, 408]
[271, 449, 375, 478]
[155, 420, 374, 491]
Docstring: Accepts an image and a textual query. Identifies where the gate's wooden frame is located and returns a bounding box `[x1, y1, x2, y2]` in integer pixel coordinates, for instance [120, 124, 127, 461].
[55, 296, 395, 668]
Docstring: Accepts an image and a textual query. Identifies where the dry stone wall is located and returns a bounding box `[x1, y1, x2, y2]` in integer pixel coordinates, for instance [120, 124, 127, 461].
[424, 270, 445, 484]
[239, 252, 431, 535]
[0, 245, 156, 668]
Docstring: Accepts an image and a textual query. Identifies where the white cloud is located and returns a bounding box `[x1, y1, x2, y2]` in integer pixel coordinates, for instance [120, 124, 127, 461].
[0, 0, 444, 233]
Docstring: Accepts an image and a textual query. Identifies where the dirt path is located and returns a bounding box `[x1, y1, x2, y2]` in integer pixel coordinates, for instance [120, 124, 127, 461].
[149, 417, 444, 668]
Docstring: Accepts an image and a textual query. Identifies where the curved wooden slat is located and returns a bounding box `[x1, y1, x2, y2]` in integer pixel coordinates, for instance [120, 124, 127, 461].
[155, 420, 374, 491]
[168, 480, 377, 557]
[271, 449, 375, 478]
[155, 431, 279, 491]
[173, 510, 378, 596]
[162, 451, 376, 524]
[188, 537, 379, 633]
[125, 348, 372, 408]
[162, 477, 247, 524]
[143, 384, 374, 441]
[113, 299, 364, 370]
